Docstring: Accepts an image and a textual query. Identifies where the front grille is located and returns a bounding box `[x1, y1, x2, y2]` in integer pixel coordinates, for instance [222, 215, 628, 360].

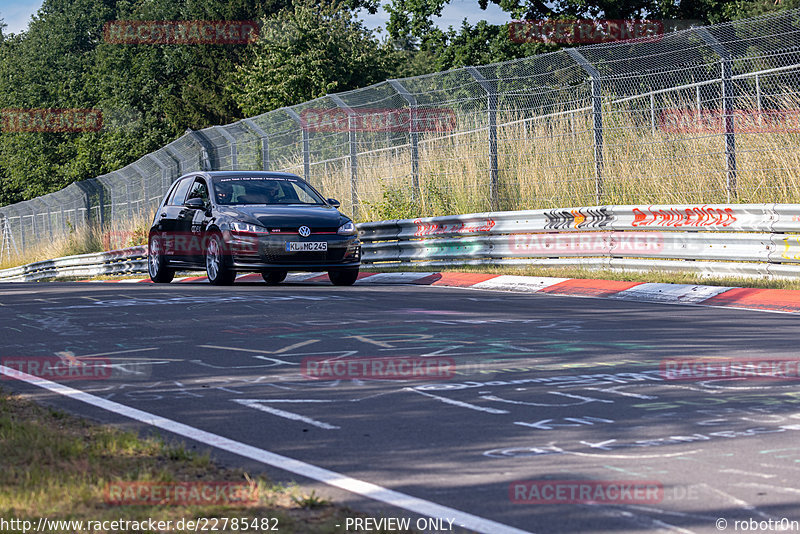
[259, 242, 347, 264]
[266, 227, 338, 235]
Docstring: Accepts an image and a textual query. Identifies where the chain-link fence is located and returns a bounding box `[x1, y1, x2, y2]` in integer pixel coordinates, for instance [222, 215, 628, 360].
[2, 9, 800, 256]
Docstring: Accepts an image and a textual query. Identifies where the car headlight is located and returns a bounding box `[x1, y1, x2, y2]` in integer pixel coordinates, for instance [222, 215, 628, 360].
[337, 221, 357, 236]
[231, 222, 269, 236]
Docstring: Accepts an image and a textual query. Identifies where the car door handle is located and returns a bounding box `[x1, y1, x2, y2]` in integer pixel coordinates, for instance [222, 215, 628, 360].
[160, 213, 167, 218]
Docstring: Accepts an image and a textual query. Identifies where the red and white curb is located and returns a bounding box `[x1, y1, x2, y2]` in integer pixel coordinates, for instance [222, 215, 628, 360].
[85, 271, 800, 314]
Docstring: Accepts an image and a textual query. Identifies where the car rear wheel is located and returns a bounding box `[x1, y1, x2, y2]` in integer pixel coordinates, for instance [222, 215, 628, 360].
[328, 268, 359, 286]
[205, 233, 235, 285]
[261, 271, 287, 285]
[148, 235, 174, 283]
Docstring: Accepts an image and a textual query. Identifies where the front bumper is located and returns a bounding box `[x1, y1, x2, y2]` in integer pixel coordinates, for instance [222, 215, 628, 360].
[225, 232, 361, 271]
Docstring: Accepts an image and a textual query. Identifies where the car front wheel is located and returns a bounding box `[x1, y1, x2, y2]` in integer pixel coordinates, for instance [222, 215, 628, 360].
[205, 233, 235, 285]
[148, 235, 174, 283]
[328, 269, 359, 286]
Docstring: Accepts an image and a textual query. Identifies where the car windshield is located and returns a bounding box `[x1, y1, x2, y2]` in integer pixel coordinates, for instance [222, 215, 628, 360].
[212, 177, 326, 206]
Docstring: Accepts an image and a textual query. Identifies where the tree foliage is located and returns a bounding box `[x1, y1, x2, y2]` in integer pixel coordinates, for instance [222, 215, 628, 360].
[0, 0, 797, 207]
[230, 1, 395, 115]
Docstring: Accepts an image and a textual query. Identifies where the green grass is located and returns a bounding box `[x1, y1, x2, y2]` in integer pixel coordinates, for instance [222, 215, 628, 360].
[0, 388, 413, 533]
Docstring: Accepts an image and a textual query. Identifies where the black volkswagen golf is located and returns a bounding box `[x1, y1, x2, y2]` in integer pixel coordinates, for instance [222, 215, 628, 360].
[147, 171, 361, 285]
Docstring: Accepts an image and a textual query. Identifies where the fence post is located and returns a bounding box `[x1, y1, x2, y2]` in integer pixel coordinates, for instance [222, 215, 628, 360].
[650, 93, 656, 134]
[19, 214, 25, 255]
[285, 108, 310, 183]
[185, 129, 214, 171]
[465, 67, 499, 210]
[755, 73, 762, 115]
[565, 48, 604, 203]
[130, 162, 152, 218]
[147, 154, 171, 197]
[213, 126, 238, 170]
[164, 146, 187, 177]
[696, 28, 737, 201]
[125, 181, 133, 221]
[242, 118, 270, 171]
[329, 95, 359, 219]
[388, 79, 420, 202]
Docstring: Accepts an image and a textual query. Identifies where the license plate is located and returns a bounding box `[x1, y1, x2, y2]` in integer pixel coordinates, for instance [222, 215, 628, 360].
[286, 241, 327, 252]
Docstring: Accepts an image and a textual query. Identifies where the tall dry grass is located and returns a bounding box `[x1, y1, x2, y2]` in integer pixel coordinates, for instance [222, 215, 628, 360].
[0, 212, 153, 271]
[4, 98, 800, 269]
[313, 99, 800, 221]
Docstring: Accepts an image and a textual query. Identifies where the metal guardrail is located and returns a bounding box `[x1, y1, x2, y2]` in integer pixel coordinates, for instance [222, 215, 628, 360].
[2, 203, 800, 282]
[0, 246, 147, 282]
[358, 203, 800, 279]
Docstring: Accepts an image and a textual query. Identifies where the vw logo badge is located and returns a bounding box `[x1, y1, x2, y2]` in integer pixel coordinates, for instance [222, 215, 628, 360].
[298, 226, 311, 237]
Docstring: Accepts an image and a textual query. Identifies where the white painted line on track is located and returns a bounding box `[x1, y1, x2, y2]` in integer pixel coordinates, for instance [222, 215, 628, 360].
[0, 365, 533, 534]
[233, 399, 340, 430]
[406, 388, 510, 414]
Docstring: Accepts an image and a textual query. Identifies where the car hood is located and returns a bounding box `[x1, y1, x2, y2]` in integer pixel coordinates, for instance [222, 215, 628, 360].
[221, 204, 347, 229]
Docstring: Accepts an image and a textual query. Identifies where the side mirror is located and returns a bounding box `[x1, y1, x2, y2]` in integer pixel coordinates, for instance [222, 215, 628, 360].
[327, 198, 341, 208]
[184, 198, 205, 209]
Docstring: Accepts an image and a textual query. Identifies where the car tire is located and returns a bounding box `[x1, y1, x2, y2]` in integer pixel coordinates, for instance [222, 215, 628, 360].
[262, 271, 287, 285]
[148, 234, 174, 283]
[328, 268, 359, 286]
[205, 233, 235, 285]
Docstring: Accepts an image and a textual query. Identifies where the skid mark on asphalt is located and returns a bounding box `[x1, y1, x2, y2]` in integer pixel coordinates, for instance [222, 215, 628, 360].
[0, 364, 533, 534]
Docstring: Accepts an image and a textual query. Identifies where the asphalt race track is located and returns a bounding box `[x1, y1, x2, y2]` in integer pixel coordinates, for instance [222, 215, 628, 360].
[2, 281, 800, 534]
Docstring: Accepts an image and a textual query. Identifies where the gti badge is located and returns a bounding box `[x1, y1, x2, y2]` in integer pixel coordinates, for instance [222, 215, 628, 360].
[298, 225, 311, 237]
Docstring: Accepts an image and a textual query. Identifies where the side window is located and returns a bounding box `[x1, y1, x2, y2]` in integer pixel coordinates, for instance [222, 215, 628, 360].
[186, 178, 209, 203]
[167, 178, 193, 206]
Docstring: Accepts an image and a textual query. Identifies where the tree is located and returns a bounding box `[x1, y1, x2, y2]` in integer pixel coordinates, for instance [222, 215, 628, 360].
[229, 1, 395, 115]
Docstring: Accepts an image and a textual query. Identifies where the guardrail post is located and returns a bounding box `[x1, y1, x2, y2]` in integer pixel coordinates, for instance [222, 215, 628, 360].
[565, 48, 604, 203]
[285, 108, 310, 183]
[696, 28, 737, 202]
[466, 67, 499, 211]
[213, 126, 238, 170]
[185, 128, 214, 171]
[388, 79, 420, 202]
[330, 94, 359, 219]
[242, 118, 270, 170]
